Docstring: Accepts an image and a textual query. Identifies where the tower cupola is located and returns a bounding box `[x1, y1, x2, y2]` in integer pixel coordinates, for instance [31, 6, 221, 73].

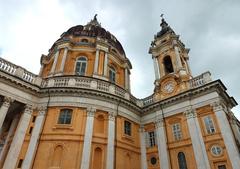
[149, 16, 192, 100]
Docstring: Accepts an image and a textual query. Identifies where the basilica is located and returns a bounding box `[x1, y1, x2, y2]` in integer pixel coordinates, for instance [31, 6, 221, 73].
[0, 15, 240, 169]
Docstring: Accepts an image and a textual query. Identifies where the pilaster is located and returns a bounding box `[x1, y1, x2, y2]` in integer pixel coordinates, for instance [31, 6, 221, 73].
[106, 112, 116, 169]
[80, 107, 96, 169]
[212, 101, 240, 169]
[22, 106, 47, 169]
[49, 50, 59, 75]
[3, 105, 33, 169]
[184, 108, 211, 169]
[139, 125, 148, 169]
[155, 117, 170, 169]
[59, 48, 68, 73]
[94, 49, 100, 74]
[103, 52, 108, 77]
[0, 97, 13, 129]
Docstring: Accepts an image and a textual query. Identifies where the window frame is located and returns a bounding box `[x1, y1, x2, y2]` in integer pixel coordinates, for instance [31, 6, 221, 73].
[148, 131, 156, 147]
[178, 152, 188, 169]
[109, 66, 116, 83]
[124, 120, 132, 136]
[57, 109, 73, 125]
[75, 56, 87, 76]
[172, 123, 182, 141]
[203, 116, 216, 134]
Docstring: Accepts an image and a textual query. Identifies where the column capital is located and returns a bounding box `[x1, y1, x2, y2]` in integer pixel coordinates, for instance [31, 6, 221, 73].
[139, 124, 145, 132]
[211, 101, 226, 112]
[24, 105, 33, 115]
[86, 107, 96, 117]
[37, 106, 47, 116]
[184, 108, 197, 119]
[2, 97, 13, 107]
[155, 118, 164, 128]
[108, 112, 116, 121]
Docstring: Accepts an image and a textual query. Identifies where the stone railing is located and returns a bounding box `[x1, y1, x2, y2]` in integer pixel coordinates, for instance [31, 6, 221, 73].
[42, 76, 137, 103]
[0, 57, 41, 86]
[189, 71, 212, 89]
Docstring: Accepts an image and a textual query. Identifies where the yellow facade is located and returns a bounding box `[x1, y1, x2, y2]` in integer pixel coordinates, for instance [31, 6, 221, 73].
[0, 15, 239, 169]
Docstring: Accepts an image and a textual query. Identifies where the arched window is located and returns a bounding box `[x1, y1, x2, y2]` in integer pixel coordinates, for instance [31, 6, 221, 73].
[109, 66, 116, 83]
[178, 152, 188, 169]
[163, 56, 174, 74]
[75, 57, 87, 75]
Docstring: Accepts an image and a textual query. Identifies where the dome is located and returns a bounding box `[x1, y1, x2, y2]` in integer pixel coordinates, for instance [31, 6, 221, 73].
[49, 15, 126, 56]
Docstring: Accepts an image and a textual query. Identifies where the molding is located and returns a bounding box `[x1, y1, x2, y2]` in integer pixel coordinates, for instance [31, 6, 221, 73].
[86, 107, 96, 117]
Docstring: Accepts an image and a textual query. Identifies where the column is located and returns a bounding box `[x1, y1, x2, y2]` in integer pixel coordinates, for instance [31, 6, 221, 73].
[22, 107, 47, 169]
[173, 40, 183, 71]
[184, 109, 211, 169]
[50, 50, 59, 74]
[59, 48, 68, 73]
[80, 107, 96, 169]
[155, 118, 170, 169]
[0, 115, 19, 167]
[124, 68, 129, 90]
[0, 97, 12, 130]
[106, 112, 116, 169]
[139, 125, 147, 169]
[94, 49, 100, 74]
[212, 102, 240, 169]
[3, 105, 33, 169]
[103, 52, 108, 77]
[153, 57, 160, 80]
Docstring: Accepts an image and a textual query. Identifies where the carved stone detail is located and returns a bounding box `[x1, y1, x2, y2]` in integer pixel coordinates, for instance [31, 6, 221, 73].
[86, 107, 96, 117]
[2, 97, 13, 107]
[139, 124, 145, 132]
[184, 108, 197, 119]
[211, 101, 226, 112]
[108, 112, 116, 121]
[24, 105, 33, 115]
[155, 118, 164, 128]
[38, 106, 47, 116]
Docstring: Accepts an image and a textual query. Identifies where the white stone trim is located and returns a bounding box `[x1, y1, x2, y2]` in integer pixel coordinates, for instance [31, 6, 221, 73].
[213, 102, 240, 169]
[124, 68, 129, 90]
[21, 107, 47, 169]
[80, 107, 96, 169]
[139, 126, 148, 169]
[94, 49, 99, 74]
[103, 52, 108, 77]
[59, 48, 68, 73]
[50, 50, 59, 74]
[153, 57, 160, 80]
[155, 118, 170, 169]
[3, 105, 33, 169]
[106, 112, 116, 169]
[184, 109, 211, 169]
[0, 115, 19, 166]
[0, 97, 12, 129]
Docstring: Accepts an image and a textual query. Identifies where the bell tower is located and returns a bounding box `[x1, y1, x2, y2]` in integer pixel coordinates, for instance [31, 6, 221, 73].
[149, 16, 192, 100]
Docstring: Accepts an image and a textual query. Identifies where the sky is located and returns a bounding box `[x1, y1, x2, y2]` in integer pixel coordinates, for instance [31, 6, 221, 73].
[0, 0, 240, 119]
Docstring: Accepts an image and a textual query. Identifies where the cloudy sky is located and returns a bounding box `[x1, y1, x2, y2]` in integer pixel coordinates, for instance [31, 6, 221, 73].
[0, 0, 240, 119]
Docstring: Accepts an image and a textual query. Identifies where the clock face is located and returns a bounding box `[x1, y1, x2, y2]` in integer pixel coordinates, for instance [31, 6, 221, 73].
[162, 81, 175, 93]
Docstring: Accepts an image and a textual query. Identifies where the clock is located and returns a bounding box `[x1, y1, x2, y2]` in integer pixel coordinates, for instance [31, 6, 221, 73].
[162, 81, 175, 93]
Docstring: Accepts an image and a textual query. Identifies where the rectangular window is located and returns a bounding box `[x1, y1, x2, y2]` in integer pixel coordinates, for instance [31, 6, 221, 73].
[58, 109, 73, 124]
[124, 121, 131, 136]
[172, 123, 182, 141]
[204, 116, 215, 134]
[148, 131, 156, 147]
